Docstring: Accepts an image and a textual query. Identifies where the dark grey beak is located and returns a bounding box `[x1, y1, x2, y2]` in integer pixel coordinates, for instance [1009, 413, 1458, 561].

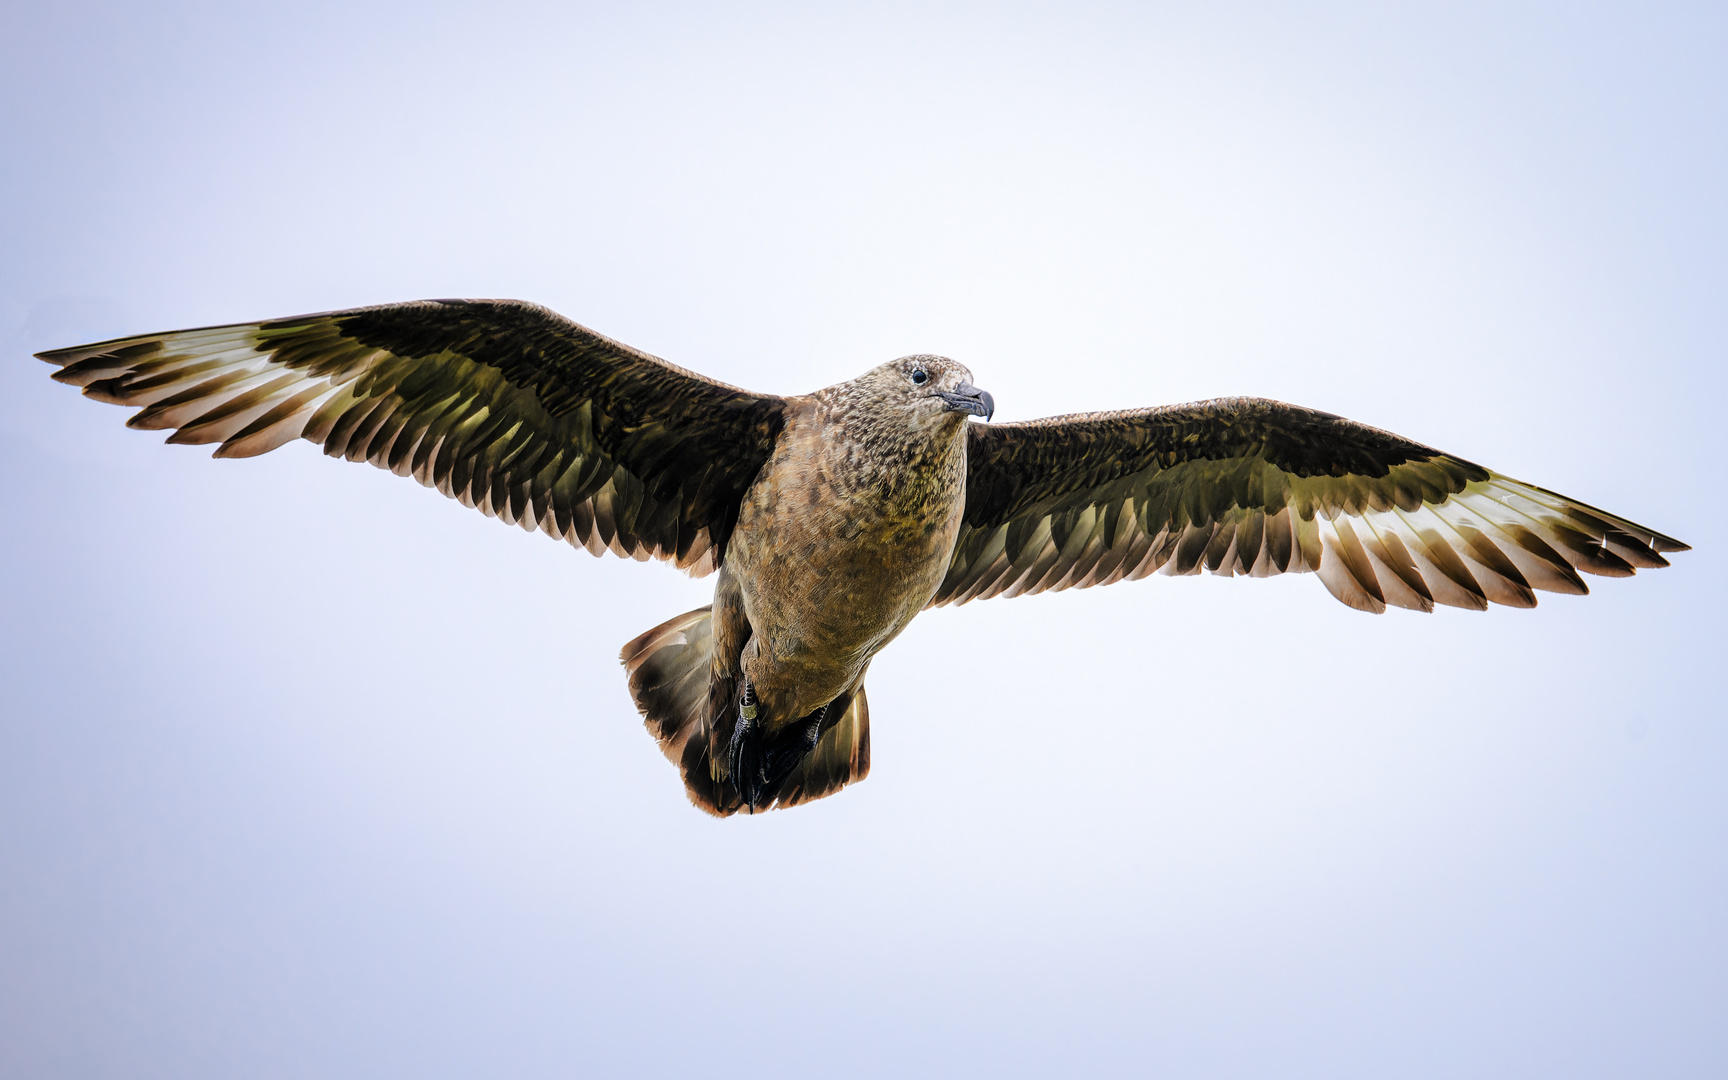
[937, 381, 995, 421]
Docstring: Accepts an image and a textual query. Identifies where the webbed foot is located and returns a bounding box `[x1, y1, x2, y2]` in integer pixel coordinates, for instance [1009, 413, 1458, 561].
[727, 679, 826, 812]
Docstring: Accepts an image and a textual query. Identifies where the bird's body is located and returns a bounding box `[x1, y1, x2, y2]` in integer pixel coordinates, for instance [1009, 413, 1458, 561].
[37, 298, 1690, 815]
[729, 362, 972, 723]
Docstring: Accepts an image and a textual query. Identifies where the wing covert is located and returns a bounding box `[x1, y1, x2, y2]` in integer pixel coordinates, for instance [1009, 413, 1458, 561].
[936, 397, 1688, 612]
[38, 299, 786, 573]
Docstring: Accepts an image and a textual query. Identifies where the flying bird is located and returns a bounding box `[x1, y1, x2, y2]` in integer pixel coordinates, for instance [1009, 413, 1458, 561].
[37, 299, 1689, 815]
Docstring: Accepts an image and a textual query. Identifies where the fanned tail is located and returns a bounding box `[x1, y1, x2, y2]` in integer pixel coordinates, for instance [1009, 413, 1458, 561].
[620, 607, 871, 816]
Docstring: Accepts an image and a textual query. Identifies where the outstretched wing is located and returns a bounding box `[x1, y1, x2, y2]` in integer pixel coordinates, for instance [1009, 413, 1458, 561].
[39, 299, 786, 574]
[935, 397, 1688, 612]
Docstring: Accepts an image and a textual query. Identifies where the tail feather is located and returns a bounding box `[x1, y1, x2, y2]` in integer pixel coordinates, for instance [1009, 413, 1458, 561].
[620, 606, 713, 757]
[772, 688, 871, 810]
[620, 607, 871, 816]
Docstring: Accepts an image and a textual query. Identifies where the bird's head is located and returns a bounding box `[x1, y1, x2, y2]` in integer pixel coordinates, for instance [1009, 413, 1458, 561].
[850, 355, 994, 437]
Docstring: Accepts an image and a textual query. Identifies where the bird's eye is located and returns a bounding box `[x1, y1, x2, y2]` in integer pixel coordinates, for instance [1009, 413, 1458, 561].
[910, 369, 928, 385]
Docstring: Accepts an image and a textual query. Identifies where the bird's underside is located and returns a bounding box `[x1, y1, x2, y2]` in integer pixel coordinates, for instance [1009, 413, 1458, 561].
[38, 298, 1691, 816]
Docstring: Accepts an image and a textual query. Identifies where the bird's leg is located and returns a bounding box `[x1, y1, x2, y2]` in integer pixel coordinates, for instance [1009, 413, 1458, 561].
[728, 678, 761, 808]
[795, 694, 847, 753]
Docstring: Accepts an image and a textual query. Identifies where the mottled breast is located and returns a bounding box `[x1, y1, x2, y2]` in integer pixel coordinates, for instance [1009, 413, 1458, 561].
[726, 392, 969, 720]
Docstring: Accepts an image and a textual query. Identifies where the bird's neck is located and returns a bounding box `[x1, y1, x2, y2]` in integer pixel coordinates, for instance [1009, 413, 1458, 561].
[817, 399, 967, 509]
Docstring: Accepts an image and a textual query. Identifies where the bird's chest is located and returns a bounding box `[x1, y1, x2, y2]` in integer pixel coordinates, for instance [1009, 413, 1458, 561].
[727, 428, 966, 675]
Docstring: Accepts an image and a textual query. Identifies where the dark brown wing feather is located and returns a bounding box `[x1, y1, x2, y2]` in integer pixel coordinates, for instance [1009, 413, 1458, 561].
[38, 299, 786, 572]
[937, 397, 1688, 613]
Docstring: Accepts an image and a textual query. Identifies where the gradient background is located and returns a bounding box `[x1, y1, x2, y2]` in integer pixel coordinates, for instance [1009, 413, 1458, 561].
[2, 2, 1723, 1076]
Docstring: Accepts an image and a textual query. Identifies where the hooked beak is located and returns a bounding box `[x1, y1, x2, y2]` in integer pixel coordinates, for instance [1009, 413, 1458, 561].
[937, 381, 995, 421]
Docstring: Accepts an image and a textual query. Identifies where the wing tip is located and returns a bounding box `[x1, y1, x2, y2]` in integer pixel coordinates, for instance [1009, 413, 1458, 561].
[40, 346, 104, 376]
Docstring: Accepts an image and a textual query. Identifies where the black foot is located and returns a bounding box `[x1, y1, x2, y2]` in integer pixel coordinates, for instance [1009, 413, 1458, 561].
[728, 680, 826, 811]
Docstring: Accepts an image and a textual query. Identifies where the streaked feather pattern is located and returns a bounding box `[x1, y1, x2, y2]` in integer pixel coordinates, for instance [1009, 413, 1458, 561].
[936, 398, 1687, 612]
[39, 300, 787, 572]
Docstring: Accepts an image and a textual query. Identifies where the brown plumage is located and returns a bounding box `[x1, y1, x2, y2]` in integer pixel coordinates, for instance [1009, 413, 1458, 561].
[37, 299, 1690, 815]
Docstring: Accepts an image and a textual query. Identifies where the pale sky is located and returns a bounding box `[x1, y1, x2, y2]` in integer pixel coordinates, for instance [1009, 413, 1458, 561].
[2, 2, 1723, 1077]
